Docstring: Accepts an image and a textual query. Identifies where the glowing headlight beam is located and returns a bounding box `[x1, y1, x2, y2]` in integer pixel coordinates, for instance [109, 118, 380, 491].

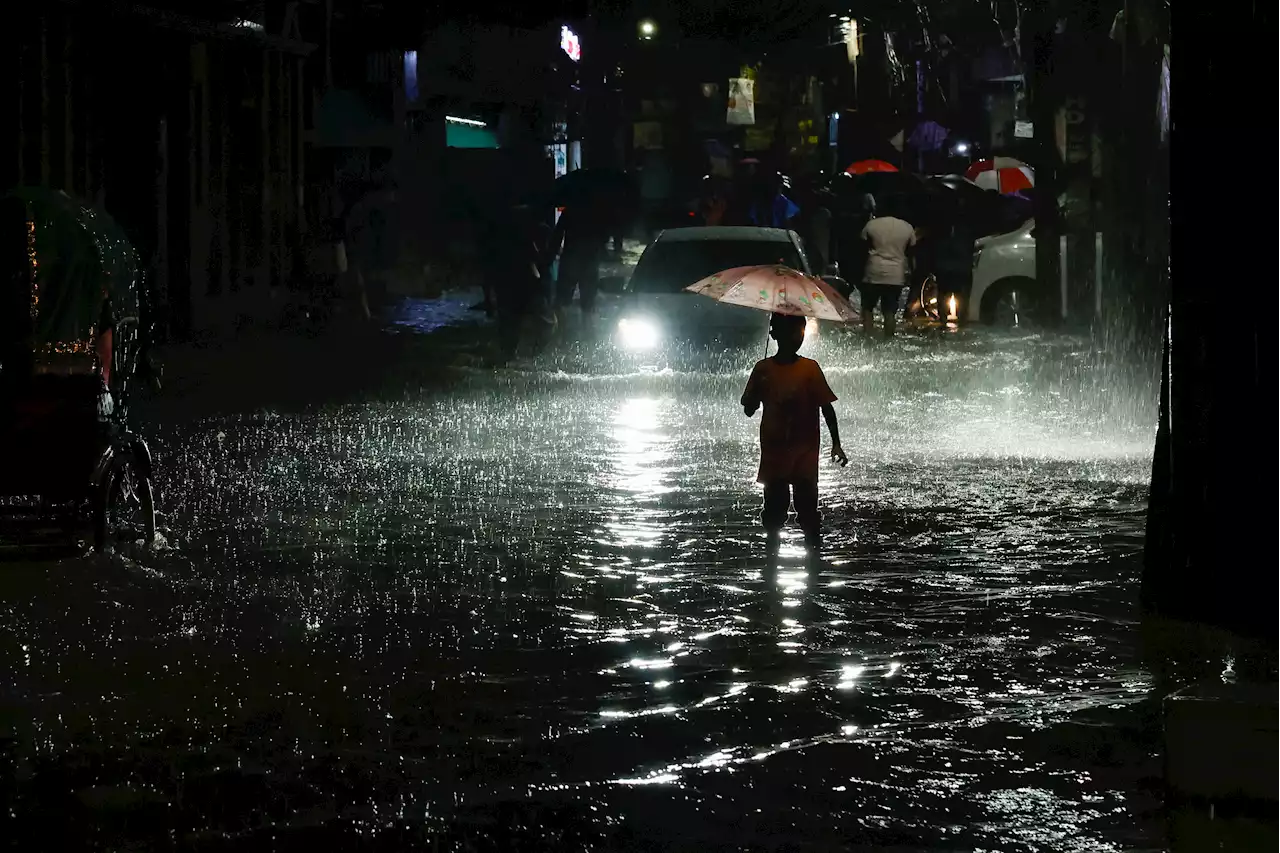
[618, 317, 660, 350]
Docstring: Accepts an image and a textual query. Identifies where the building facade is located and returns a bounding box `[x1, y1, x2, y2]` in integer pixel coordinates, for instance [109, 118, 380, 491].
[8, 2, 314, 338]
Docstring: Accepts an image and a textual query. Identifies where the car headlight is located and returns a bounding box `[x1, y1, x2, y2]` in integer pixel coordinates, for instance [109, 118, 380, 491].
[618, 317, 660, 350]
[972, 246, 984, 269]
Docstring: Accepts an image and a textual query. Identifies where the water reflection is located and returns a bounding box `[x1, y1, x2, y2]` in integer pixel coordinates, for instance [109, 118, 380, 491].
[0, 327, 1164, 849]
[606, 396, 673, 550]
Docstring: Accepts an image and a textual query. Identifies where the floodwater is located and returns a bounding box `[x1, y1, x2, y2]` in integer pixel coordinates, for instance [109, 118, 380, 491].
[0, 304, 1167, 850]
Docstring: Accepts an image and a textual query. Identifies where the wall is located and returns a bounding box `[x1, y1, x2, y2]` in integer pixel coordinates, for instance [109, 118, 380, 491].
[8, 5, 313, 339]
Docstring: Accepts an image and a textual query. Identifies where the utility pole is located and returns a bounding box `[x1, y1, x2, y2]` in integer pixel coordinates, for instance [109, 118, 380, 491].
[1022, 2, 1062, 325]
[582, 0, 612, 171]
[323, 0, 333, 89]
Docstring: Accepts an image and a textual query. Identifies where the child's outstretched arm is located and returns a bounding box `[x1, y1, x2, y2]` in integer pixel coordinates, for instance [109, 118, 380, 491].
[821, 403, 848, 466]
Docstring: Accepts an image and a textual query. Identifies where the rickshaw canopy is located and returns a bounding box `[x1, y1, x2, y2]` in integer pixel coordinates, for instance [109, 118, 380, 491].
[5, 187, 140, 350]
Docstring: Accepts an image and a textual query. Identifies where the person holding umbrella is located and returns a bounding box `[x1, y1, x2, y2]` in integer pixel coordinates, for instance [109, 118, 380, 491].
[547, 169, 634, 318]
[482, 205, 551, 362]
[741, 313, 847, 558]
[549, 203, 608, 318]
[683, 264, 856, 558]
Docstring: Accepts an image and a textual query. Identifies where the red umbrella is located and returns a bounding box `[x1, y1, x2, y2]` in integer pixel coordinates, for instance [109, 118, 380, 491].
[845, 159, 898, 175]
[964, 156, 1026, 180]
[965, 158, 1034, 194]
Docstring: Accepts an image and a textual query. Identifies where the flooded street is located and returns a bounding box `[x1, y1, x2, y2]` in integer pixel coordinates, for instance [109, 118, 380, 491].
[0, 305, 1166, 850]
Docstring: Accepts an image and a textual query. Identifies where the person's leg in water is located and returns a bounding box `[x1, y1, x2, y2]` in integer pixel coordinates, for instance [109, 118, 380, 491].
[555, 252, 579, 315]
[792, 480, 821, 554]
[578, 248, 601, 320]
[880, 284, 902, 338]
[530, 275, 558, 350]
[857, 283, 877, 335]
[761, 481, 791, 558]
[354, 266, 372, 321]
[495, 281, 526, 363]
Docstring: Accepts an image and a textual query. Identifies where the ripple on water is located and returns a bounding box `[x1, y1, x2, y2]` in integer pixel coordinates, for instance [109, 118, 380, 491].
[0, 330, 1161, 849]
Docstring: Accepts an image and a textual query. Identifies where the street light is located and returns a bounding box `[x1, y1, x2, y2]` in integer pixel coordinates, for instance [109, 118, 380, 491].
[639, 19, 656, 40]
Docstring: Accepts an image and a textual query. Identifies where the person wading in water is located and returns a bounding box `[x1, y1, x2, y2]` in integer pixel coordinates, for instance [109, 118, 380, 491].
[741, 313, 848, 560]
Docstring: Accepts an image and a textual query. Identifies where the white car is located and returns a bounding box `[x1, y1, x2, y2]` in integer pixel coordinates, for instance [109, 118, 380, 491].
[967, 219, 1036, 325]
[615, 226, 842, 350]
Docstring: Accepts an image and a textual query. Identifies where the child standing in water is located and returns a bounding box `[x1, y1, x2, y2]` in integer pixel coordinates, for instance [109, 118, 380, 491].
[741, 313, 847, 556]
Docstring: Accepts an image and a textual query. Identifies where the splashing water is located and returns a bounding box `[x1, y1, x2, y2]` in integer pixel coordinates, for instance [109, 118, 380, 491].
[0, 316, 1162, 849]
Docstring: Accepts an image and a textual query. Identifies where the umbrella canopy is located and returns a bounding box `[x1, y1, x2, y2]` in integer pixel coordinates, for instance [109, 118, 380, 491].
[4, 187, 139, 349]
[685, 265, 858, 323]
[964, 157, 1027, 180]
[829, 171, 946, 229]
[845, 159, 899, 175]
[970, 165, 1034, 194]
[907, 120, 950, 152]
[965, 158, 1034, 194]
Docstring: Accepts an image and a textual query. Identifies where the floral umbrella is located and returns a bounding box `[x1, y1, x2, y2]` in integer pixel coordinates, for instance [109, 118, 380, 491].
[685, 265, 858, 323]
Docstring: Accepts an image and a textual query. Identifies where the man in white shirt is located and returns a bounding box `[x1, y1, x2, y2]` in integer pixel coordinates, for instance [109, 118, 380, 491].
[858, 200, 917, 338]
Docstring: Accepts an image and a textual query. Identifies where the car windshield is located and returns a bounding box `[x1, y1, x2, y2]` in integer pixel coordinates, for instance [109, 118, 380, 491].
[629, 239, 804, 294]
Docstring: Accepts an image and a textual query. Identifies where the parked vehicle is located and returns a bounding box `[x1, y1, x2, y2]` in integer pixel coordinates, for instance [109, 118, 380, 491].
[1, 187, 158, 551]
[968, 218, 1038, 325]
[615, 226, 847, 349]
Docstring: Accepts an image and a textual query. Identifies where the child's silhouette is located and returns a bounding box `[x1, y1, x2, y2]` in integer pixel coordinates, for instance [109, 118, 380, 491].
[741, 313, 847, 557]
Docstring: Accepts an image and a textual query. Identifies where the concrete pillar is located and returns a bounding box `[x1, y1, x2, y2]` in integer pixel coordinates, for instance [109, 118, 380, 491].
[40, 15, 50, 186]
[189, 42, 212, 325]
[323, 0, 333, 88]
[16, 28, 25, 187]
[216, 56, 231, 300]
[295, 56, 306, 236]
[1023, 6, 1062, 327]
[63, 28, 74, 192]
[274, 49, 288, 290]
[154, 116, 170, 328]
[259, 50, 272, 294]
[83, 34, 96, 202]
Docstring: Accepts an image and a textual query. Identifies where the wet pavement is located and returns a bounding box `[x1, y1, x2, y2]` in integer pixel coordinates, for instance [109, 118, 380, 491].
[0, 292, 1179, 850]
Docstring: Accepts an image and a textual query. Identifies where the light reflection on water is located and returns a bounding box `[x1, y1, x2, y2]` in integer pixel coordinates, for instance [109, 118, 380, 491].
[0, 328, 1162, 849]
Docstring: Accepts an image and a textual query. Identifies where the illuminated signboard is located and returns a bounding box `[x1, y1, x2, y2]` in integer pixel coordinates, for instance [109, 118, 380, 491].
[561, 25, 581, 62]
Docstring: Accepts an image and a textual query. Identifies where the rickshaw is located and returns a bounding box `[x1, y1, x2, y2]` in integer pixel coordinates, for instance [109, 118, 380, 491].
[1, 187, 157, 551]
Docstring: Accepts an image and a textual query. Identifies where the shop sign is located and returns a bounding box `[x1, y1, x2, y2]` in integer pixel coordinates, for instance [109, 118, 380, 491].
[560, 25, 581, 62]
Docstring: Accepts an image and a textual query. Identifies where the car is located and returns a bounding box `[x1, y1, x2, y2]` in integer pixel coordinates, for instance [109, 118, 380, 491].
[968, 218, 1037, 325]
[615, 226, 845, 350]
